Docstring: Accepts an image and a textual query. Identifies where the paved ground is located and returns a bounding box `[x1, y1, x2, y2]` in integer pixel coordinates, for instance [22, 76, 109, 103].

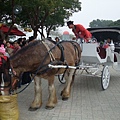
[18, 66, 120, 120]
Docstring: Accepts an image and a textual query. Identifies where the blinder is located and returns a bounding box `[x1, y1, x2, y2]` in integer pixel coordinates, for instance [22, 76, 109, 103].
[0, 57, 14, 94]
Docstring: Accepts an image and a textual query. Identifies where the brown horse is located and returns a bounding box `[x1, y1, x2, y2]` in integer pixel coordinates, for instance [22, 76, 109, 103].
[9, 39, 82, 110]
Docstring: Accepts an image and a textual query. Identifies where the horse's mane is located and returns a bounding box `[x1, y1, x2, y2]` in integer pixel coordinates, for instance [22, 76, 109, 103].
[10, 40, 41, 59]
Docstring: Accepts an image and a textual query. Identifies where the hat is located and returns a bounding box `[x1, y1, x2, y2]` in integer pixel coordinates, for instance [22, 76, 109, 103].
[0, 44, 5, 55]
[67, 21, 74, 26]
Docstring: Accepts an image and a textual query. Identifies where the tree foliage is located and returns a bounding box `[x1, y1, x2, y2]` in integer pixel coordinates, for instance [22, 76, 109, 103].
[89, 19, 120, 28]
[0, 0, 81, 38]
[108, 19, 120, 27]
[89, 19, 113, 28]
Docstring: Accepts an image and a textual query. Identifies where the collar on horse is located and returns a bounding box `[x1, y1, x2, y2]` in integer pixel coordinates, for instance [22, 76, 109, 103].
[44, 39, 66, 62]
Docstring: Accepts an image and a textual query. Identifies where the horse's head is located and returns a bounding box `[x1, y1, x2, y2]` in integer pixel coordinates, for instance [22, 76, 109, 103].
[10, 68, 21, 92]
[0, 55, 11, 95]
[0, 55, 18, 95]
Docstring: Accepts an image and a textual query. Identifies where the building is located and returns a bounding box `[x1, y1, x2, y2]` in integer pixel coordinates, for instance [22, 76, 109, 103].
[62, 31, 70, 40]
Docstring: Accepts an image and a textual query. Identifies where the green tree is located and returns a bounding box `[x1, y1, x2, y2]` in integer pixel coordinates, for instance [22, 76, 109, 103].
[108, 19, 120, 27]
[0, 0, 23, 39]
[20, 0, 81, 38]
[89, 19, 113, 28]
[0, 0, 81, 39]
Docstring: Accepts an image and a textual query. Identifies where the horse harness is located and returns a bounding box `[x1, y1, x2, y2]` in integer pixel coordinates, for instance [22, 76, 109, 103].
[48, 40, 81, 66]
[41, 41, 55, 61]
[34, 40, 81, 75]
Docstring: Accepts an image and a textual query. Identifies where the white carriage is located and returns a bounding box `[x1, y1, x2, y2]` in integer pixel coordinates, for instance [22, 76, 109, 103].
[79, 42, 120, 90]
[49, 27, 120, 90]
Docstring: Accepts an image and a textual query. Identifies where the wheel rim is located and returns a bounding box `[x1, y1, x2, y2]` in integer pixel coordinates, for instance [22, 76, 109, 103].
[102, 66, 110, 90]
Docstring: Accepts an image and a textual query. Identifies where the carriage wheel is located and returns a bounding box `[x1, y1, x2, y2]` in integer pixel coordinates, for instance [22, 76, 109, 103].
[101, 65, 110, 90]
[58, 74, 66, 84]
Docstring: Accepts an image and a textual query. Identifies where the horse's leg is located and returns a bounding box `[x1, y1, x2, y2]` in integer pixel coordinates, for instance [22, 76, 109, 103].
[61, 69, 75, 100]
[46, 75, 57, 109]
[29, 76, 42, 111]
[71, 69, 77, 85]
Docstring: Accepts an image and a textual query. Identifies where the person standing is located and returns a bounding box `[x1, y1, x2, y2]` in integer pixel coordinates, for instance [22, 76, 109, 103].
[67, 21, 92, 42]
[12, 40, 21, 55]
[5, 41, 14, 56]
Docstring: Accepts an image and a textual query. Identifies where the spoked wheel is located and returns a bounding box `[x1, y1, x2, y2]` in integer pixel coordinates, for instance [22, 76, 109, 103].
[101, 65, 110, 90]
[58, 74, 66, 84]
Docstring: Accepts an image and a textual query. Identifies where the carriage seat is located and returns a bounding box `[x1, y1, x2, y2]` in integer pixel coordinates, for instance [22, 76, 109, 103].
[81, 43, 107, 64]
[97, 47, 106, 59]
[97, 46, 117, 62]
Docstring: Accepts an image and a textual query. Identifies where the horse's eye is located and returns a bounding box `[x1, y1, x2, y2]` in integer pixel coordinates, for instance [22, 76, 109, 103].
[9, 69, 12, 75]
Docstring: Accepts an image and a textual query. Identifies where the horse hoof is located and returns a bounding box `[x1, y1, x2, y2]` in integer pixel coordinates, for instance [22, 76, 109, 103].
[62, 97, 69, 101]
[45, 106, 54, 110]
[28, 107, 40, 111]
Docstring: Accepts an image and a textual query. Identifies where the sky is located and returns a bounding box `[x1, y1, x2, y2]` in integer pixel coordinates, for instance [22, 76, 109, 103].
[59, 0, 120, 34]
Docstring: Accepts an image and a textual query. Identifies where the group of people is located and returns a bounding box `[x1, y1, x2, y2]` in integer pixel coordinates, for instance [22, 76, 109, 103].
[0, 34, 36, 58]
[6, 36, 36, 57]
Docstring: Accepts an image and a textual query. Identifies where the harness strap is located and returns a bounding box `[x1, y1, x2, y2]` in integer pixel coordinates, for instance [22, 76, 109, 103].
[56, 42, 65, 62]
[41, 41, 55, 61]
[46, 40, 65, 63]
